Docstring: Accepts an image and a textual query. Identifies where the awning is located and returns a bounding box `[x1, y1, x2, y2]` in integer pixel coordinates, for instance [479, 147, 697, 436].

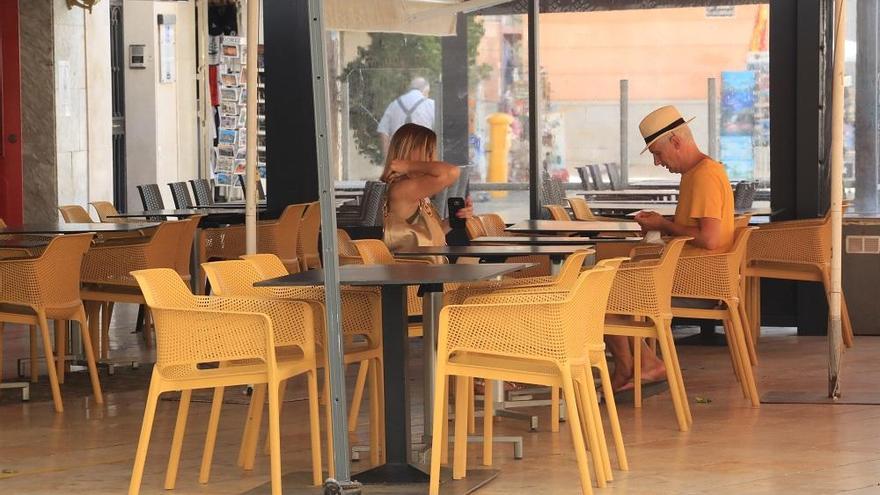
[325, 0, 509, 36]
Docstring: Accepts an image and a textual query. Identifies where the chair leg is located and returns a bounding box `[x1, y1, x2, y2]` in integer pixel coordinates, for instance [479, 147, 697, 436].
[561, 371, 595, 495]
[841, 292, 854, 348]
[199, 386, 225, 484]
[29, 325, 38, 383]
[633, 336, 642, 408]
[366, 359, 381, 466]
[453, 375, 469, 480]
[75, 310, 104, 404]
[348, 360, 369, 435]
[38, 316, 63, 413]
[440, 377, 450, 466]
[737, 300, 758, 366]
[654, 325, 689, 432]
[0, 323, 4, 382]
[238, 384, 262, 467]
[242, 383, 267, 471]
[595, 358, 628, 471]
[128, 376, 162, 495]
[467, 377, 476, 435]
[101, 302, 114, 360]
[551, 386, 560, 433]
[142, 309, 154, 348]
[263, 380, 289, 456]
[428, 365, 449, 495]
[730, 304, 760, 407]
[376, 355, 386, 464]
[164, 389, 192, 490]
[54, 320, 66, 384]
[482, 379, 494, 466]
[575, 368, 610, 485]
[267, 378, 283, 495]
[663, 321, 692, 426]
[306, 369, 323, 486]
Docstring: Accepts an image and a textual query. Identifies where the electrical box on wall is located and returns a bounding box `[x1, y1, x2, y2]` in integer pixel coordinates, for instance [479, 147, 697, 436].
[129, 44, 146, 69]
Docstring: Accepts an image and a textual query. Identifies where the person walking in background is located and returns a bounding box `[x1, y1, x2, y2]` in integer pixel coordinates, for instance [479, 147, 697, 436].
[378, 77, 436, 156]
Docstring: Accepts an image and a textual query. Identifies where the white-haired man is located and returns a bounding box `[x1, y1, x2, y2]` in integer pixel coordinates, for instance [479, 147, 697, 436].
[377, 76, 436, 155]
[607, 105, 735, 392]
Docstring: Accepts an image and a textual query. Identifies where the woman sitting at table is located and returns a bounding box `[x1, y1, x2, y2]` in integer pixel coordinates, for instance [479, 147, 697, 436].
[380, 123, 473, 254]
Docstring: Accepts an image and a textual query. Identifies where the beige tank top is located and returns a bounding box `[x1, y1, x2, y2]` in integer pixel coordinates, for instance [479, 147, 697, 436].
[383, 197, 447, 263]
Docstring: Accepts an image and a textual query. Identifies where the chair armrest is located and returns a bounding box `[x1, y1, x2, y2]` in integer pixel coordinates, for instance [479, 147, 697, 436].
[192, 296, 316, 352]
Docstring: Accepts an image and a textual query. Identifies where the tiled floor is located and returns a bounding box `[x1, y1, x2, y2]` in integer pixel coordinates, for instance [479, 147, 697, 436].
[1, 306, 879, 494]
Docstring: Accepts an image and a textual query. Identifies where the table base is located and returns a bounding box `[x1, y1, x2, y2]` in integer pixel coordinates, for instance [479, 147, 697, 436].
[241, 468, 499, 494]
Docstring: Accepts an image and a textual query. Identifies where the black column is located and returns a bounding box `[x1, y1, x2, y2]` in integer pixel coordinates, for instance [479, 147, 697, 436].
[263, 0, 319, 214]
[767, 0, 831, 335]
[440, 14, 469, 168]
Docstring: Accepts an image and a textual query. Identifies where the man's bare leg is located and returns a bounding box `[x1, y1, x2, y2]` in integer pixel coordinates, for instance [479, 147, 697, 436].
[606, 336, 667, 391]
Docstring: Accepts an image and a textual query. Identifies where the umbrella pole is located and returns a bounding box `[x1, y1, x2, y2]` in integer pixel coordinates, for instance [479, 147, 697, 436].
[244, 0, 259, 254]
[828, 0, 845, 399]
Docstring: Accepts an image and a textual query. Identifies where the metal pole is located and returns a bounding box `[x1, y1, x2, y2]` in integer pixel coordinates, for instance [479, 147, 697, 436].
[307, 0, 351, 481]
[828, 0, 845, 399]
[244, 0, 259, 254]
[197, 0, 210, 180]
[708, 78, 718, 159]
[855, 0, 879, 212]
[527, 0, 542, 219]
[341, 80, 350, 180]
[619, 79, 629, 186]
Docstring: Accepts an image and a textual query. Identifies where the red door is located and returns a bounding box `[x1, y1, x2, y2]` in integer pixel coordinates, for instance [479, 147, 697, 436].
[0, 0, 23, 225]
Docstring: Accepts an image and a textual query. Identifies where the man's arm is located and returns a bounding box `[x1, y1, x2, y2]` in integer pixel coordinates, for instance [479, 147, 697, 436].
[660, 216, 722, 251]
[379, 133, 390, 155]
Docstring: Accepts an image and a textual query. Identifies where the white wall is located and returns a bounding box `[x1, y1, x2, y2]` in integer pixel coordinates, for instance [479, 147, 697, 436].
[54, 0, 89, 212]
[124, 0, 198, 212]
[85, 1, 113, 205]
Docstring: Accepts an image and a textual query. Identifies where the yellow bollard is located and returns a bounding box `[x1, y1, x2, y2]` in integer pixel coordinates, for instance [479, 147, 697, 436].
[486, 113, 514, 198]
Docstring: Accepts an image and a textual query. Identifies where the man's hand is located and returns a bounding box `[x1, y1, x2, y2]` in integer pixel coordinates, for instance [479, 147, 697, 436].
[456, 196, 474, 219]
[634, 210, 668, 232]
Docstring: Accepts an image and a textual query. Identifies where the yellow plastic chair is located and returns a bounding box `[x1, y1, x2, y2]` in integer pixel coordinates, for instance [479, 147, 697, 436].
[80, 218, 200, 355]
[337, 229, 363, 265]
[297, 201, 322, 270]
[477, 213, 550, 278]
[465, 217, 487, 240]
[429, 265, 620, 495]
[203, 257, 384, 467]
[745, 212, 853, 348]
[58, 205, 94, 223]
[671, 227, 760, 406]
[545, 204, 572, 221]
[199, 204, 306, 292]
[567, 197, 619, 222]
[0, 234, 102, 413]
[128, 268, 322, 495]
[90, 201, 127, 223]
[605, 237, 692, 431]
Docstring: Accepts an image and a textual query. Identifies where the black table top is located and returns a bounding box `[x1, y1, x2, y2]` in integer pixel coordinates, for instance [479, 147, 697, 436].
[109, 209, 254, 218]
[393, 245, 594, 257]
[471, 235, 643, 245]
[255, 263, 535, 287]
[0, 222, 159, 235]
[191, 202, 267, 209]
[506, 220, 642, 234]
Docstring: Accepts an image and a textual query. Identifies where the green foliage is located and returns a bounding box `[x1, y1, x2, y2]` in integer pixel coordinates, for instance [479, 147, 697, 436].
[343, 18, 490, 166]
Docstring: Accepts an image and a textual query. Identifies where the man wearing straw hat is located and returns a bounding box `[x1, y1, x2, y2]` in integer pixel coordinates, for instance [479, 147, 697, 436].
[606, 105, 735, 393]
[633, 105, 735, 253]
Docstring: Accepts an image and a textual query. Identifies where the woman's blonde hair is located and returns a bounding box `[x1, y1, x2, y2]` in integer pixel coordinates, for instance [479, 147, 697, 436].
[380, 123, 437, 183]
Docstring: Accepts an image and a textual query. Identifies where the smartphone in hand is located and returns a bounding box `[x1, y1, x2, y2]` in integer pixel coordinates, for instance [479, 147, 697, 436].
[447, 197, 466, 229]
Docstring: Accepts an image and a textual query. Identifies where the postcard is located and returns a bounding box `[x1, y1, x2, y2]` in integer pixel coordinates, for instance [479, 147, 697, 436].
[218, 128, 237, 145]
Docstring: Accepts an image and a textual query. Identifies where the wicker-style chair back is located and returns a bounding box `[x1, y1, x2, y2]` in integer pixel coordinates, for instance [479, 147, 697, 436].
[672, 227, 755, 301]
[90, 201, 124, 223]
[297, 202, 322, 270]
[137, 184, 165, 211]
[465, 217, 487, 240]
[733, 181, 757, 210]
[168, 182, 194, 209]
[189, 179, 215, 206]
[442, 264, 618, 366]
[337, 229, 362, 265]
[545, 204, 572, 221]
[361, 181, 387, 227]
[576, 166, 593, 190]
[242, 253, 290, 277]
[59, 205, 94, 223]
[351, 239, 395, 264]
[567, 197, 596, 221]
[81, 219, 196, 286]
[262, 203, 307, 270]
[588, 164, 610, 190]
[607, 237, 689, 319]
[605, 163, 622, 190]
[734, 214, 752, 229]
[477, 213, 507, 236]
[0, 233, 94, 311]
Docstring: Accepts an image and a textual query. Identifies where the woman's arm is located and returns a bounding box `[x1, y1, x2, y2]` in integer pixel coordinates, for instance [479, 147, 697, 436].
[387, 160, 460, 204]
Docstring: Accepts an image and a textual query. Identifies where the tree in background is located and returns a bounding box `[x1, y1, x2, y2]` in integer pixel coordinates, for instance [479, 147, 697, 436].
[343, 18, 490, 166]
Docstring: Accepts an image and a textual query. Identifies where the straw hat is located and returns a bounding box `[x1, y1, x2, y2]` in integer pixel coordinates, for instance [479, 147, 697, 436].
[639, 105, 695, 154]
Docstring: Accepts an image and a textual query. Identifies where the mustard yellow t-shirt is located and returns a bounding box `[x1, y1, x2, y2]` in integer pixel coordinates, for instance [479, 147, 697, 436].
[674, 158, 735, 254]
